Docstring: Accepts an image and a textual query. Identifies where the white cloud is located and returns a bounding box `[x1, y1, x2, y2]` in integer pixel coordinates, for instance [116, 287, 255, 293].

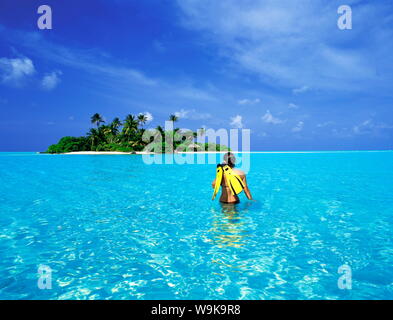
[3, 28, 222, 110]
[352, 119, 393, 135]
[238, 98, 260, 105]
[41, 70, 62, 90]
[353, 119, 377, 135]
[353, 120, 370, 135]
[174, 108, 211, 120]
[10, 32, 157, 88]
[261, 110, 284, 124]
[230, 115, 243, 128]
[332, 127, 353, 138]
[0, 57, 35, 85]
[288, 103, 298, 109]
[317, 121, 334, 128]
[174, 109, 189, 118]
[177, 0, 386, 91]
[292, 86, 309, 95]
[292, 121, 304, 132]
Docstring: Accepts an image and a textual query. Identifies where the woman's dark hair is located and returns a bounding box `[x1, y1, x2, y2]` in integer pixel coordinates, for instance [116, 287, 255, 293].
[223, 152, 236, 168]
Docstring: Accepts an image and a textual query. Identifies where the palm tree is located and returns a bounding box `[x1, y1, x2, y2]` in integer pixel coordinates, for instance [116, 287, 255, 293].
[87, 128, 100, 149]
[99, 124, 117, 144]
[100, 125, 111, 135]
[137, 114, 148, 128]
[155, 125, 164, 136]
[110, 117, 122, 135]
[169, 114, 179, 123]
[122, 114, 139, 140]
[91, 113, 105, 128]
[125, 114, 138, 127]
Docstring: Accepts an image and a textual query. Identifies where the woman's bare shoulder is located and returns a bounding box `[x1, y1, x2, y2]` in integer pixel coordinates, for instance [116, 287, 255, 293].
[233, 168, 245, 176]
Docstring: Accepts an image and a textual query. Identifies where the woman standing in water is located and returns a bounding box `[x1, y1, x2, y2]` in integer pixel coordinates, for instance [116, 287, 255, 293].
[212, 152, 253, 203]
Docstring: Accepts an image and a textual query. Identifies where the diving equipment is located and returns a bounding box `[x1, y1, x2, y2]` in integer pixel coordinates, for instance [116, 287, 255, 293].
[212, 164, 223, 200]
[212, 164, 245, 199]
[222, 165, 245, 196]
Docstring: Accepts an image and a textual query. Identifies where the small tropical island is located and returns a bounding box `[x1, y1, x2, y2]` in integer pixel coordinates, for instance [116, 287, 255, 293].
[45, 113, 230, 154]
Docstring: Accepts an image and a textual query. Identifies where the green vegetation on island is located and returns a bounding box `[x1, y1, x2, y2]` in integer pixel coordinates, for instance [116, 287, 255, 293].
[46, 113, 230, 154]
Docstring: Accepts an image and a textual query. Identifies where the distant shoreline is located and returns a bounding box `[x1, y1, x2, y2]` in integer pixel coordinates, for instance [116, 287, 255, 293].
[60, 151, 230, 155]
[53, 150, 393, 155]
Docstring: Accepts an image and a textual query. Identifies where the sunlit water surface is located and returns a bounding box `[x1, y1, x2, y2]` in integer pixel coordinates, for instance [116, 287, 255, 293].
[0, 152, 392, 299]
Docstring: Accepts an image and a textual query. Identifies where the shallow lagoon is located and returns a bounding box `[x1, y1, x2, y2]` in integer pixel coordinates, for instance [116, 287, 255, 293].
[0, 151, 392, 299]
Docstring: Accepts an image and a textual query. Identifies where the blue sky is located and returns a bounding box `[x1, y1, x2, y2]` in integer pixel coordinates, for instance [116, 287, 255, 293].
[0, 0, 392, 151]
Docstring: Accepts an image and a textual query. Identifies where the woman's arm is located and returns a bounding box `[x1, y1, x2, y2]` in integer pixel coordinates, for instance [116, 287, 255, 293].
[212, 178, 216, 189]
[242, 175, 253, 200]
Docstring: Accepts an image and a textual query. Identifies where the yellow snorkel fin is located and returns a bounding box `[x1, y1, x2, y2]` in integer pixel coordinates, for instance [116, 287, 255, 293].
[212, 164, 223, 200]
[222, 165, 245, 196]
[212, 164, 245, 200]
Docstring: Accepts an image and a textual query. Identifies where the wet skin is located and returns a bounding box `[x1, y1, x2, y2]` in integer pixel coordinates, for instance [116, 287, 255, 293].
[212, 168, 253, 203]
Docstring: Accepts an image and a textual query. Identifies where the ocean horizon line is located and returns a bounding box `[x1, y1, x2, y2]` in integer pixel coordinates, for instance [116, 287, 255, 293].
[0, 150, 392, 154]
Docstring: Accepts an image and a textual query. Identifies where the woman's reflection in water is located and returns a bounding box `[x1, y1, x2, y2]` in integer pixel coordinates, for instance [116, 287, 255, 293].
[209, 202, 254, 274]
[210, 202, 253, 249]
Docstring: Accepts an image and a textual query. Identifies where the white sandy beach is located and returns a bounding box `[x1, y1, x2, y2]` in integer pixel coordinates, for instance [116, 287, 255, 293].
[60, 150, 392, 155]
[63, 151, 133, 155]
[62, 151, 230, 155]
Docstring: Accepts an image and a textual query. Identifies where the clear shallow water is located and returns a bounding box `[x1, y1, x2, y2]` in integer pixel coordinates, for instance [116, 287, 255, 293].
[0, 151, 392, 300]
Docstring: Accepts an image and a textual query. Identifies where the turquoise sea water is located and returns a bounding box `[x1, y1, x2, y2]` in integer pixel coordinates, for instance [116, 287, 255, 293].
[0, 151, 392, 300]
